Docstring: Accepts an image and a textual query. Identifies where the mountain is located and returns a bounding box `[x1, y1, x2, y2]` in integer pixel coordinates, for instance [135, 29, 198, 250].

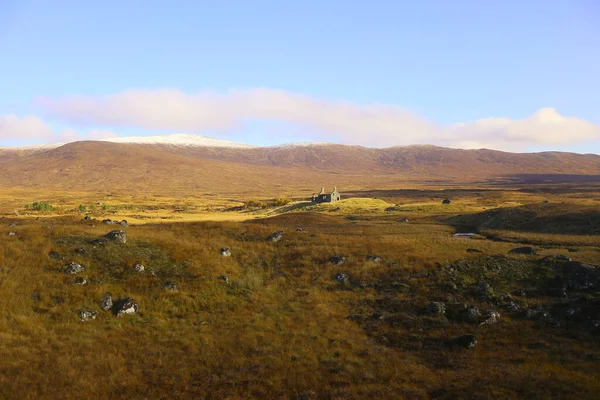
[1, 136, 599, 196]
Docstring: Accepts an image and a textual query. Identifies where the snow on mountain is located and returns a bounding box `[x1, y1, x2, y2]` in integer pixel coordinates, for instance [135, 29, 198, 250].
[102, 134, 256, 148]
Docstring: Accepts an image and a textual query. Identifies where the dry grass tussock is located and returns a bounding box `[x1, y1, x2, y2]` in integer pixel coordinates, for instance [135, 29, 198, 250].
[0, 187, 599, 398]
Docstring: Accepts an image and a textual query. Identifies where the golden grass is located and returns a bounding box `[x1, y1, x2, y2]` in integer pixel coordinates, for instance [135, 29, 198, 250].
[0, 187, 599, 398]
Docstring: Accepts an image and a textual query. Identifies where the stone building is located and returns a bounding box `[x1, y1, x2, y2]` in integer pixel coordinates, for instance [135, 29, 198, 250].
[311, 186, 341, 203]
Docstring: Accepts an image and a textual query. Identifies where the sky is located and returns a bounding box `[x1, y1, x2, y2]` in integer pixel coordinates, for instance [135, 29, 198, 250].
[1, 0, 599, 152]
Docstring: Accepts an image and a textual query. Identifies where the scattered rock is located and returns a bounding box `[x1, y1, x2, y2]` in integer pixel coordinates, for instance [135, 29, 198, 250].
[113, 297, 139, 316]
[267, 231, 284, 242]
[164, 281, 178, 291]
[365, 255, 382, 263]
[563, 261, 600, 291]
[133, 263, 145, 272]
[480, 310, 501, 326]
[77, 308, 97, 321]
[48, 250, 61, 260]
[335, 273, 349, 282]
[328, 256, 346, 266]
[90, 239, 106, 247]
[220, 248, 231, 257]
[83, 215, 92, 221]
[7, 232, 17, 236]
[542, 254, 572, 263]
[296, 227, 304, 232]
[119, 220, 129, 227]
[426, 301, 446, 315]
[466, 306, 482, 322]
[99, 293, 113, 311]
[218, 275, 229, 283]
[74, 277, 87, 285]
[513, 289, 527, 297]
[64, 262, 84, 274]
[445, 334, 477, 349]
[466, 248, 482, 253]
[442, 199, 451, 205]
[401, 218, 409, 223]
[102, 219, 114, 225]
[73, 247, 86, 255]
[508, 246, 537, 255]
[105, 230, 127, 244]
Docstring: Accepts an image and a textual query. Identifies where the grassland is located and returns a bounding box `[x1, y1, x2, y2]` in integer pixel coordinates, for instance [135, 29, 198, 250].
[0, 185, 599, 399]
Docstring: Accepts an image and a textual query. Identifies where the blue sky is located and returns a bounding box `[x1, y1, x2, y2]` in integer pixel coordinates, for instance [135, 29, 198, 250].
[1, 0, 599, 152]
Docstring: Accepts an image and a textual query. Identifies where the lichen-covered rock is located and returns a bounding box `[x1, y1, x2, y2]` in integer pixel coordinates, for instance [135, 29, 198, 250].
[479, 310, 501, 326]
[366, 255, 382, 263]
[105, 230, 127, 244]
[113, 297, 138, 316]
[78, 308, 97, 321]
[267, 231, 284, 242]
[64, 262, 84, 274]
[99, 293, 113, 311]
[220, 248, 231, 257]
[329, 256, 346, 266]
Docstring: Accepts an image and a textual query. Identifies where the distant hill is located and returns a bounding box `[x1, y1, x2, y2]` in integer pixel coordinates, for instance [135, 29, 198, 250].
[1, 137, 599, 196]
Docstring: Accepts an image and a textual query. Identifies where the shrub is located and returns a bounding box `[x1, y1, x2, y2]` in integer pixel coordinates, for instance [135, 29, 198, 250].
[26, 201, 53, 212]
[273, 197, 293, 206]
[78, 204, 87, 213]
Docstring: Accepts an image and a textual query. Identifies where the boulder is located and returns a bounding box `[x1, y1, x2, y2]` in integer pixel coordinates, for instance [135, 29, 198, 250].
[105, 230, 127, 244]
[217, 275, 230, 283]
[48, 250, 61, 260]
[77, 308, 97, 321]
[133, 263, 145, 272]
[508, 246, 537, 255]
[102, 219, 114, 225]
[442, 199, 451, 205]
[74, 277, 88, 285]
[328, 256, 346, 266]
[296, 227, 304, 232]
[7, 232, 17, 236]
[119, 220, 129, 227]
[267, 231, 284, 242]
[99, 293, 113, 311]
[365, 255, 382, 263]
[220, 248, 231, 257]
[335, 273, 349, 282]
[401, 218, 409, 223]
[83, 215, 92, 221]
[479, 310, 501, 326]
[113, 297, 139, 316]
[445, 334, 477, 349]
[466, 248, 482, 253]
[73, 247, 86, 255]
[426, 301, 446, 315]
[64, 262, 84, 274]
[542, 254, 572, 263]
[164, 281, 178, 291]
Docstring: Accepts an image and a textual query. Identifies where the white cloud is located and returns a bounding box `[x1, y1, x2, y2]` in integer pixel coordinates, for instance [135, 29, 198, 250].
[33, 89, 600, 151]
[0, 114, 117, 145]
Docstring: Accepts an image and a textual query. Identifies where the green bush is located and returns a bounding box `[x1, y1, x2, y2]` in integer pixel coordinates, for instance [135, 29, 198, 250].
[273, 197, 292, 206]
[26, 201, 53, 212]
[78, 204, 87, 213]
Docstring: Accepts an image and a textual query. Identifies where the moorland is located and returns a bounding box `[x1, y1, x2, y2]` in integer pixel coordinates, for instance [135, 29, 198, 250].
[0, 141, 599, 399]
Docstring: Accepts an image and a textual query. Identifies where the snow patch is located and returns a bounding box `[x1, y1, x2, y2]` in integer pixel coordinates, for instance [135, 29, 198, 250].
[102, 134, 256, 148]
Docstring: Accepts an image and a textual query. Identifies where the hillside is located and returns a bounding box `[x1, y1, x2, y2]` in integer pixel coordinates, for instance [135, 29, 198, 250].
[1, 140, 599, 196]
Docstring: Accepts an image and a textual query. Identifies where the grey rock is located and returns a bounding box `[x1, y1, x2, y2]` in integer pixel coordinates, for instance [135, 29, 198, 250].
[7, 232, 17, 236]
[220, 248, 231, 257]
[328, 256, 346, 266]
[133, 263, 145, 272]
[513, 289, 527, 297]
[480, 310, 501, 326]
[99, 293, 113, 311]
[119, 220, 129, 227]
[365, 255, 382, 263]
[563, 262, 600, 291]
[335, 273, 349, 282]
[77, 308, 97, 321]
[74, 277, 88, 285]
[217, 275, 230, 283]
[542, 254, 572, 262]
[64, 262, 84, 274]
[445, 334, 477, 349]
[83, 215, 92, 221]
[466, 248, 482, 253]
[113, 297, 139, 316]
[466, 306, 482, 322]
[426, 301, 446, 315]
[164, 281, 178, 291]
[267, 231, 284, 242]
[442, 199, 451, 205]
[105, 230, 127, 244]
[48, 250, 61, 260]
